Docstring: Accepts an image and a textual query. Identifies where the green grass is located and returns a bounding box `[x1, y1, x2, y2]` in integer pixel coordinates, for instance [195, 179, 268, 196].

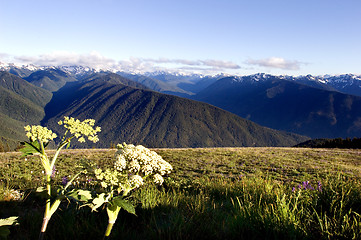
[1, 147, 361, 239]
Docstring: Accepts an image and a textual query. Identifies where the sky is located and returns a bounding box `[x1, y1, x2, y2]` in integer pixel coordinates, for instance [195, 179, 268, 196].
[0, 0, 360, 76]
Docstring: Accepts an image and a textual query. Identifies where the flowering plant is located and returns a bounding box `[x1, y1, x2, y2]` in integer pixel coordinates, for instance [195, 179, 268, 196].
[84, 143, 172, 238]
[0, 216, 19, 239]
[20, 117, 101, 240]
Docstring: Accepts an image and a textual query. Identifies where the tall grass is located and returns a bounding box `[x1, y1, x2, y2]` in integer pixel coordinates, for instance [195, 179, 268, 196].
[1, 148, 361, 239]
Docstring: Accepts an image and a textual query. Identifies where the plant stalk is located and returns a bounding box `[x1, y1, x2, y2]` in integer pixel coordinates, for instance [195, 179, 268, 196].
[39, 173, 51, 240]
[103, 222, 114, 239]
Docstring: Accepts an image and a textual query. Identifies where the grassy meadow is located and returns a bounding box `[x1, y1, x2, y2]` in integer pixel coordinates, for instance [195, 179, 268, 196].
[1, 147, 361, 239]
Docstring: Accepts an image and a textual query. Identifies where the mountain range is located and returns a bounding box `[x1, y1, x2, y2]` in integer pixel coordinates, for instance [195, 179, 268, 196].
[193, 74, 361, 138]
[0, 66, 308, 149]
[1, 62, 361, 148]
[41, 77, 306, 148]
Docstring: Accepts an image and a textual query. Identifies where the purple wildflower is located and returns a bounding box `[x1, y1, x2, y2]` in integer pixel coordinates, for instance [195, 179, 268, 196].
[302, 181, 309, 189]
[51, 165, 56, 178]
[62, 176, 69, 186]
[292, 187, 296, 192]
[317, 181, 322, 192]
[301, 181, 314, 190]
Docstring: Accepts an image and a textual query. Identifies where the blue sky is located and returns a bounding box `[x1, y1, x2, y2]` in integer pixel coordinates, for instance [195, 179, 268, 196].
[0, 0, 360, 75]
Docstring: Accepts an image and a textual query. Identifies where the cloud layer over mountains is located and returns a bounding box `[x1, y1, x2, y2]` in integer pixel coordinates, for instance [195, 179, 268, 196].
[1, 51, 304, 75]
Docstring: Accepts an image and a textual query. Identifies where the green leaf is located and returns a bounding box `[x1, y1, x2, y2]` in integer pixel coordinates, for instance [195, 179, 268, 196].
[69, 189, 93, 202]
[35, 187, 50, 199]
[66, 190, 82, 202]
[77, 190, 92, 200]
[18, 141, 41, 157]
[66, 141, 71, 149]
[0, 226, 10, 239]
[88, 193, 107, 211]
[36, 187, 46, 193]
[0, 216, 18, 226]
[112, 196, 136, 215]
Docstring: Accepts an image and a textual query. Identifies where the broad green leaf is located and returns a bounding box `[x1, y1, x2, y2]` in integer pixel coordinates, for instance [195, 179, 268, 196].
[90, 193, 107, 211]
[0, 216, 18, 226]
[0, 226, 10, 239]
[18, 141, 41, 157]
[73, 189, 93, 202]
[66, 190, 82, 202]
[112, 196, 136, 215]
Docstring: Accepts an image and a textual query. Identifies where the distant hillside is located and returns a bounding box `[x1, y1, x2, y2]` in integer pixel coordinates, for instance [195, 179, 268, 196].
[0, 72, 53, 149]
[25, 68, 78, 92]
[194, 74, 361, 139]
[42, 77, 308, 148]
[177, 75, 220, 94]
[295, 137, 361, 149]
[82, 72, 148, 90]
[0, 112, 29, 149]
[0, 71, 52, 107]
[118, 72, 194, 96]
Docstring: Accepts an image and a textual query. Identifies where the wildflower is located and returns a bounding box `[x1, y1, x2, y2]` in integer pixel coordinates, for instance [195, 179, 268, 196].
[128, 160, 140, 173]
[301, 181, 314, 190]
[61, 176, 69, 186]
[317, 181, 322, 192]
[153, 174, 164, 185]
[51, 166, 56, 178]
[114, 155, 126, 171]
[58, 116, 101, 143]
[24, 125, 57, 143]
[129, 175, 144, 188]
[141, 164, 153, 175]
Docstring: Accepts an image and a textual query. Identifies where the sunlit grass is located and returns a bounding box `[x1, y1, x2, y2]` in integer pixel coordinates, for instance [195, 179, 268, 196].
[1, 147, 361, 239]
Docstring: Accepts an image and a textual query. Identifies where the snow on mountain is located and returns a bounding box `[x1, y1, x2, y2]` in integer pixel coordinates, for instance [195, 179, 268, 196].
[57, 65, 101, 77]
[1, 61, 361, 95]
[0, 62, 41, 71]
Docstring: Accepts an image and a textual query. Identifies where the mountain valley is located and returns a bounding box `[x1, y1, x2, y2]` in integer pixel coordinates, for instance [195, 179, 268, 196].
[1, 62, 360, 149]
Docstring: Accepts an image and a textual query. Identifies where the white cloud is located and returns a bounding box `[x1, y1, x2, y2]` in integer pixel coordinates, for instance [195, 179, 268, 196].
[138, 58, 241, 72]
[246, 57, 303, 70]
[14, 51, 118, 70]
[2, 52, 306, 75]
[200, 60, 240, 69]
[0, 51, 241, 74]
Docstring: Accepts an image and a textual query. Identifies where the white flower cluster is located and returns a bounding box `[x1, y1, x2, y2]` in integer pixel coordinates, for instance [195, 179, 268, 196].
[94, 168, 120, 188]
[58, 116, 101, 143]
[24, 125, 57, 143]
[115, 143, 172, 183]
[94, 143, 172, 194]
[129, 175, 144, 188]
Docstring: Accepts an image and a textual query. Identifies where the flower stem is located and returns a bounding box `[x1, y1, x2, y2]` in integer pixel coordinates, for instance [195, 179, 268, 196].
[39, 217, 49, 240]
[50, 138, 71, 170]
[39, 174, 51, 240]
[103, 222, 114, 239]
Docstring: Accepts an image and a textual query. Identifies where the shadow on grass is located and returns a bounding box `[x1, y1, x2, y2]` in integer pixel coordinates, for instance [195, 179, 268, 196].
[1, 186, 308, 240]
